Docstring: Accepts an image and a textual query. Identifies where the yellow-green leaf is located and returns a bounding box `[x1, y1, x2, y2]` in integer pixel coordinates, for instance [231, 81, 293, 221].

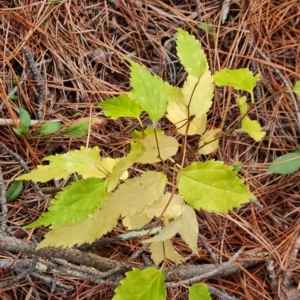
[166, 100, 207, 135]
[150, 240, 183, 265]
[129, 60, 168, 121]
[178, 205, 198, 254]
[189, 283, 211, 300]
[106, 142, 145, 192]
[24, 178, 106, 229]
[113, 268, 166, 300]
[143, 217, 182, 243]
[294, 80, 300, 96]
[236, 97, 266, 142]
[136, 133, 179, 164]
[181, 72, 214, 116]
[16, 164, 70, 182]
[36, 206, 119, 249]
[166, 70, 213, 136]
[99, 94, 142, 120]
[123, 213, 153, 230]
[176, 28, 207, 78]
[36, 171, 166, 248]
[145, 193, 185, 221]
[179, 160, 254, 212]
[198, 129, 222, 154]
[213, 68, 260, 95]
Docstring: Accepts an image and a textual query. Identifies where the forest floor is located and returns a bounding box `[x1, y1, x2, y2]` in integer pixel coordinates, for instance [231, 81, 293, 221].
[0, 0, 300, 299]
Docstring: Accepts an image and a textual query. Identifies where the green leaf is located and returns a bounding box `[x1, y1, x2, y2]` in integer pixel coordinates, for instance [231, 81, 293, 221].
[129, 60, 168, 121]
[60, 119, 95, 138]
[107, 142, 145, 192]
[178, 161, 254, 212]
[268, 152, 300, 174]
[19, 108, 31, 128]
[99, 94, 142, 120]
[176, 28, 207, 78]
[232, 161, 242, 173]
[36, 172, 166, 248]
[112, 268, 166, 300]
[236, 96, 266, 142]
[189, 283, 211, 300]
[13, 124, 28, 137]
[6, 181, 23, 202]
[23, 177, 106, 229]
[294, 80, 300, 96]
[198, 23, 215, 36]
[213, 68, 260, 95]
[39, 121, 62, 134]
[10, 94, 18, 101]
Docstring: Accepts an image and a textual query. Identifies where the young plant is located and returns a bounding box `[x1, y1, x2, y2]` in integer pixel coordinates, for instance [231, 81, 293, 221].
[13, 109, 95, 139]
[268, 81, 300, 175]
[16, 29, 265, 300]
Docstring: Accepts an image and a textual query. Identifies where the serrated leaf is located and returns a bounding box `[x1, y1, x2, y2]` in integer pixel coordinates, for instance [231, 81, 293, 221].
[112, 268, 166, 300]
[6, 180, 23, 202]
[189, 283, 211, 300]
[164, 84, 183, 102]
[293, 81, 300, 96]
[107, 142, 145, 192]
[123, 193, 185, 230]
[178, 161, 254, 212]
[213, 68, 260, 98]
[236, 97, 265, 142]
[144, 217, 182, 243]
[166, 100, 207, 135]
[176, 28, 207, 77]
[19, 108, 31, 128]
[150, 240, 183, 265]
[129, 60, 168, 121]
[178, 205, 198, 254]
[144, 201, 198, 254]
[268, 152, 300, 174]
[99, 94, 142, 120]
[123, 213, 153, 230]
[23, 178, 106, 229]
[145, 193, 185, 220]
[39, 121, 62, 134]
[181, 72, 214, 115]
[109, 171, 167, 217]
[198, 129, 221, 154]
[166, 70, 213, 136]
[36, 197, 119, 248]
[43, 146, 108, 179]
[16, 164, 70, 182]
[136, 133, 179, 164]
[36, 171, 166, 248]
[60, 119, 95, 138]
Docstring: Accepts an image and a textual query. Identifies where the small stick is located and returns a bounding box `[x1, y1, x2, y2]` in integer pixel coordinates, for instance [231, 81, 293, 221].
[24, 47, 46, 120]
[0, 165, 8, 232]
